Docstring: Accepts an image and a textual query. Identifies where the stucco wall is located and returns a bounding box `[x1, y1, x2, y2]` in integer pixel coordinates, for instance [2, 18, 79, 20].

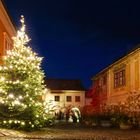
[44, 90, 85, 110]
[107, 49, 140, 104]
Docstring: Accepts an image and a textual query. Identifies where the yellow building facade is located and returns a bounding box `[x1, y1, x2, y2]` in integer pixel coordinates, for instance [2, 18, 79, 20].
[93, 46, 140, 105]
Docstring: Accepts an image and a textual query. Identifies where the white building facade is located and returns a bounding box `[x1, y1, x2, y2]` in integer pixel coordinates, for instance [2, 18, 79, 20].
[44, 79, 86, 113]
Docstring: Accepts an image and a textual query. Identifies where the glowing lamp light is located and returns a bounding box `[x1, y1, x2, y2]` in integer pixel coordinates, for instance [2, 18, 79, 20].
[9, 120, 12, 124]
[25, 84, 29, 88]
[19, 96, 23, 99]
[9, 94, 14, 98]
[31, 125, 34, 128]
[14, 100, 20, 105]
[15, 80, 20, 83]
[3, 121, 7, 124]
[26, 94, 29, 97]
[21, 121, 25, 125]
[0, 77, 5, 81]
[9, 65, 13, 69]
[3, 66, 7, 70]
[0, 88, 3, 92]
[0, 66, 2, 70]
[1, 100, 4, 104]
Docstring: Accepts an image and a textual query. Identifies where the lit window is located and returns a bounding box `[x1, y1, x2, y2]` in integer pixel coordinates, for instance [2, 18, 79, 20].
[3, 32, 12, 55]
[66, 96, 72, 102]
[75, 96, 80, 102]
[54, 96, 60, 102]
[114, 69, 125, 88]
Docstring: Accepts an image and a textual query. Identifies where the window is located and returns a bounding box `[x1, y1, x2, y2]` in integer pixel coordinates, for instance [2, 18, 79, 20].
[103, 75, 107, 85]
[98, 78, 102, 87]
[54, 96, 60, 102]
[3, 32, 12, 55]
[114, 69, 125, 88]
[75, 96, 80, 102]
[66, 96, 72, 102]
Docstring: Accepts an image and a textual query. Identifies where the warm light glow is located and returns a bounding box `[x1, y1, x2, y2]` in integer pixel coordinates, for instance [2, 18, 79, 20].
[19, 96, 23, 99]
[8, 94, 14, 99]
[0, 77, 5, 81]
[14, 100, 20, 105]
[0, 15, 48, 130]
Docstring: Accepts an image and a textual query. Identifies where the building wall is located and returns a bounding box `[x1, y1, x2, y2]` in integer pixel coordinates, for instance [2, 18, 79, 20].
[44, 90, 85, 111]
[0, 1, 15, 63]
[107, 49, 140, 104]
[94, 48, 140, 105]
[85, 97, 92, 106]
[92, 72, 108, 106]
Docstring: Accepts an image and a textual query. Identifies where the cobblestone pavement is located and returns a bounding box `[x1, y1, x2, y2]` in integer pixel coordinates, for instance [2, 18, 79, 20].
[0, 126, 140, 140]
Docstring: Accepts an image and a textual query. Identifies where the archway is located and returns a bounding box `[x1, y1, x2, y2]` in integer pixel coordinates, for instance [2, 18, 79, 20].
[69, 107, 81, 123]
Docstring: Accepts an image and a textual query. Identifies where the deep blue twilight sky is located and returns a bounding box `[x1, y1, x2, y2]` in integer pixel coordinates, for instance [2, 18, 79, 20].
[4, 0, 140, 88]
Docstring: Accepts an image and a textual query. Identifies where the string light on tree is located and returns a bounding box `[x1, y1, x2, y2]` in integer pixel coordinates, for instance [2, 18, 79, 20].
[0, 15, 48, 130]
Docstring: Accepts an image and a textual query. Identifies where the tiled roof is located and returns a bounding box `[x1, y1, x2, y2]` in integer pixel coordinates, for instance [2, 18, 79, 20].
[45, 78, 85, 91]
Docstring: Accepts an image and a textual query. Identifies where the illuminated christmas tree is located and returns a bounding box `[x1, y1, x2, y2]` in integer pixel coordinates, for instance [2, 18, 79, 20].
[0, 16, 47, 130]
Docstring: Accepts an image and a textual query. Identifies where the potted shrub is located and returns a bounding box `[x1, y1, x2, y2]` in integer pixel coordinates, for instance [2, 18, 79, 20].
[99, 104, 112, 127]
[81, 115, 90, 127]
[91, 115, 99, 127]
[118, 114, 132, 130]
[119, 123, 132, 130]
[99, 114, 112, 127]
[81, 115, 99, 127]
[110, 105, 133, 129]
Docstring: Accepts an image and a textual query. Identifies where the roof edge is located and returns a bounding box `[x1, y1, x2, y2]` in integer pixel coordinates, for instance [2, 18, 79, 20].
[92, 45, 140, 80]
[1, 0, 16, 31]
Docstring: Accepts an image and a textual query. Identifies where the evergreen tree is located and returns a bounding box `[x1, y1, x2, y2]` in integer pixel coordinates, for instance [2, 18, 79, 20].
[0, 16, 47, 130]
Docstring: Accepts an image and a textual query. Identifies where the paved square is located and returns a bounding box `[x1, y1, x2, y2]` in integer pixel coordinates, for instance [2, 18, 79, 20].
[0, 125, 140, 140]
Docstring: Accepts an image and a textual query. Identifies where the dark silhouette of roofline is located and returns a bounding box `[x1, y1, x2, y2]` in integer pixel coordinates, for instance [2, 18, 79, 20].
[46, 78, 82, 82]
[45, 78, 85, 91]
